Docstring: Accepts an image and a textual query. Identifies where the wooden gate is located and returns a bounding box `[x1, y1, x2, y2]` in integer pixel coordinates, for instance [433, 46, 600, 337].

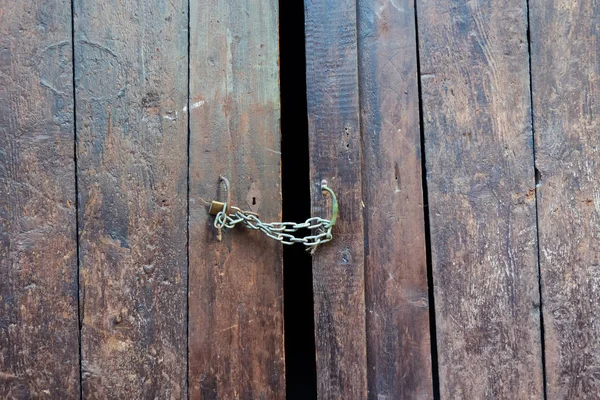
[1, 0, 598, 398]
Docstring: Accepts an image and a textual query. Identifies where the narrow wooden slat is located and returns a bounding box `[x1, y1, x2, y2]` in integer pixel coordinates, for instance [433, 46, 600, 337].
[416, 0, 544, 397]
[187, 0, 284, 398]
[74, 0, 188, 397]
[357, 0, 433, 398]
[0, 1, 79, 397]
[304, 0, 367, 398]
[530, 1, 600, 397]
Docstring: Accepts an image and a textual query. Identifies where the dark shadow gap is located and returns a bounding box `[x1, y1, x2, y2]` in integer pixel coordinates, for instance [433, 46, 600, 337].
[279, 1, 318, 398]
[525, 1, 548, 398]
[413, 1, 441, 398]
[70, 1, 83, 398]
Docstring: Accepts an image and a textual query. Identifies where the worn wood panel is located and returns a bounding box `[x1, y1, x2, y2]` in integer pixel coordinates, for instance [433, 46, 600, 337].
[416, 0, 544, 397]
[304, 0, 368, 398]
[529, 1, 600, 397]
[357, 0, 433, 398]
[0, 1, 80, 398]
[187, 0, 284, 398]
[74, 0, 188, 397]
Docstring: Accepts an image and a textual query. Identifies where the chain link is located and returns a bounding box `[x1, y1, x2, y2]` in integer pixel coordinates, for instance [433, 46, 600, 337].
[211, 179, 338, 253]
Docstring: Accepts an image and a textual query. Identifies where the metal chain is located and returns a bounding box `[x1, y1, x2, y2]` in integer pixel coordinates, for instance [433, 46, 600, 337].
[214, 211, 333, 248]
[212, 179, 338, 253]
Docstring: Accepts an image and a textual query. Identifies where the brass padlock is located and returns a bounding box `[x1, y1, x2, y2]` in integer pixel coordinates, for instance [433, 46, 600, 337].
[209, 201, 227, 216]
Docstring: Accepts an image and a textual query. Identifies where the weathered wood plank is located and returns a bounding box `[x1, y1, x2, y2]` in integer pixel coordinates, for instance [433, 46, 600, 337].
[187, 0, 284, 398]
[304, 0, 368, 398]
[74, 0, 189, 397]
[416, 0, 544, 397]
[357, 0, 433, 398]
[0, 1, 80, 398]
[529, 1, 600, 397]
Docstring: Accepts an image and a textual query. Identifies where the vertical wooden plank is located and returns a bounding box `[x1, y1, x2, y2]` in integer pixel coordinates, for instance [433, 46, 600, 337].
[304, 0, 368, 398]
[416, 0, 544, 397]
[357, 0, 433, 398]
[74, 0, 188, 397]
[530, 1, 600, 397]
[0, 1, 80, 398]
[187, 0, 284, 398]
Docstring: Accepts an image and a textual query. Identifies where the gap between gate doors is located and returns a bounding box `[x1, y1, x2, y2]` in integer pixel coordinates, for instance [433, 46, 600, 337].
[280, 1, 319, 398]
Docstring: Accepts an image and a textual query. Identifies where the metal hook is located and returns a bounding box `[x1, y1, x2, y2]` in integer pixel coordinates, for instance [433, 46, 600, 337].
[212, 176, 232, 241]
[320, 180, 338, 228]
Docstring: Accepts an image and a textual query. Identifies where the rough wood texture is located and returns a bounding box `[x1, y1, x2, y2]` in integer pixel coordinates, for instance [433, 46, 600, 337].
[74, 0, 188, 397]
[304, 0, 368, 398]
[357, 0, 433, 398]
[530, 1, 600, 397]
[187, 0, 284, 398]
[416, 0, 544, 397]
[0, 1, 80, 398]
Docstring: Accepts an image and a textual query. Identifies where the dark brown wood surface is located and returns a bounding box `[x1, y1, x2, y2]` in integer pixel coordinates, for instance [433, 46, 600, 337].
[3, 0, 600, 397]
[187, 0, 284, 398]
[416, 0, 544, 397]
[74, 0, 189, 397]
[530, 0, 600, 397]
[0, 1, 80, 398]
[357, 0, 433, 398]
[304, 0, 368, 398]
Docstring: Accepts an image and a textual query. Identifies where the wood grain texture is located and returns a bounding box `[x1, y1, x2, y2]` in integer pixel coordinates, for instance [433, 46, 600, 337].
[187, 0, 284, 398]
[74, 0, 188, 397]
[357, 0, 433, 398]
[529, 1, 600, 397]
[0, 1, 80, 398]
[416, 0, 544, 397]
[304, 0, 368, 398]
